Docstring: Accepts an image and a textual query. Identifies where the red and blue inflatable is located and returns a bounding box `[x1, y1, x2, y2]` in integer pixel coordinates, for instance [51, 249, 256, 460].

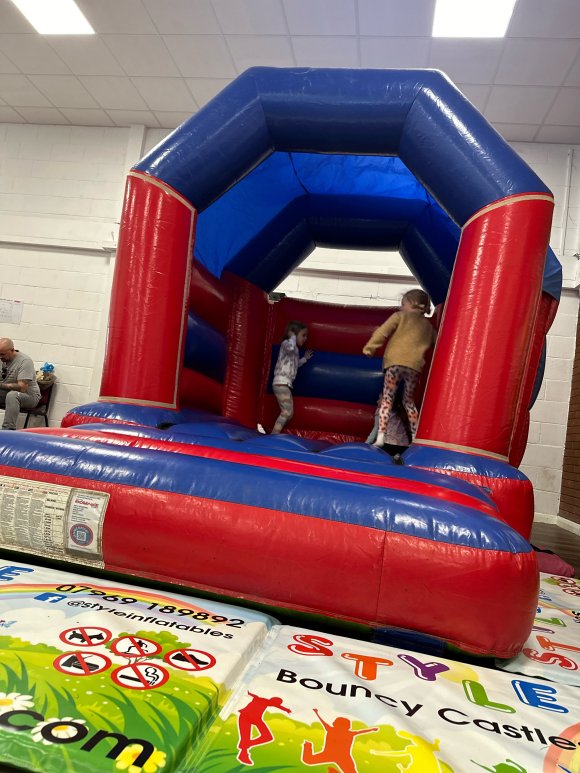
[1, 68, 561, 658]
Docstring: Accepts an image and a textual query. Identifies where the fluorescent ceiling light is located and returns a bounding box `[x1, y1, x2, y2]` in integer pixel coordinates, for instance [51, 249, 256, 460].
[10, 0, 95, 34]
[432, 0, 517, 38]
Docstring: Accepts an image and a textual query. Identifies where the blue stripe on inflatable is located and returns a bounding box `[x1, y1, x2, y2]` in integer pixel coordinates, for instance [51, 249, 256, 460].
[60, 404, 496, 507]
[269, 347, 383, 404]
[404, 445, 529, 481]
[184, 312, 226, 382]
[75, 421, 493, 506]
[0, 431, 529, 552]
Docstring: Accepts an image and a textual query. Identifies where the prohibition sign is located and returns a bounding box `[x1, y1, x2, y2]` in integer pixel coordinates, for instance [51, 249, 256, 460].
[111, 663, 169, 690]
[59, 626, 112, 647]
[111, 636, 162, 658]
[54, 651, 111, 676]
[164, 648, 216, 672]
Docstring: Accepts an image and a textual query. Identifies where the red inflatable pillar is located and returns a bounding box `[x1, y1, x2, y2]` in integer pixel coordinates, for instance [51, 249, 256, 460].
[100, 172, 196, 409]
[417, 193, 554, 459]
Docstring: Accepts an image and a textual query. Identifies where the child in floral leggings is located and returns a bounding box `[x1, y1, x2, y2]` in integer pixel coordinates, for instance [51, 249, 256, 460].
[363, 289, 436, 448]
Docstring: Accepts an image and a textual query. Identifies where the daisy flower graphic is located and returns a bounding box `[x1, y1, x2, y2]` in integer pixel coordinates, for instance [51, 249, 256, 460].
[0, 692, 33, 715]
[115, 744, 167, 772]
[32, 717, 86, 745]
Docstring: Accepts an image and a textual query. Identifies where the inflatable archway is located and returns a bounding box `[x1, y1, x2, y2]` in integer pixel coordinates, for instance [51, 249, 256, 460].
[0, 69, 561, 659]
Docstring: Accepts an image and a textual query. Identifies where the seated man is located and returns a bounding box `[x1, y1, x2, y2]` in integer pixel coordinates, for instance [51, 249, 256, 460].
[0, 338, 40, 430]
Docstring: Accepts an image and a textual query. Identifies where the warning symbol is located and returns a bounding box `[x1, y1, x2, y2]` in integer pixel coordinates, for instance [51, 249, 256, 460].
[54, 651, 111, 676]
[111, 663, 169, 690]
[59, 627, 112, 647]
[111, 636, 162, 658]
[164, 648, 216, 672]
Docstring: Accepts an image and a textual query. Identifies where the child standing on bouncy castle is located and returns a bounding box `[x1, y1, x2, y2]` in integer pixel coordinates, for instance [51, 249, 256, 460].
[271, 321, 313, 434]
[363, 289, 435, 448]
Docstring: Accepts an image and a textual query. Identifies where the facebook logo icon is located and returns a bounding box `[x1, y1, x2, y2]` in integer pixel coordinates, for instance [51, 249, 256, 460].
[0, 566, 34, 582]
[34, 593, 67, 604]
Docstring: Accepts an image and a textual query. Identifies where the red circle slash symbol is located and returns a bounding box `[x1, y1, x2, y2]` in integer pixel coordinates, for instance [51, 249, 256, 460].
[111, 663, 169, 690]
[59, 627, 112, 647]
[54, 651, 111, 676]
[111, 636, 162, 658]
[164, 648, 216, 672]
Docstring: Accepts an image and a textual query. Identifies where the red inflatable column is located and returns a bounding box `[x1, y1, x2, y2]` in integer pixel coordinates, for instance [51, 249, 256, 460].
[100, 172, 196, 409]
[417, 193, 554, 459]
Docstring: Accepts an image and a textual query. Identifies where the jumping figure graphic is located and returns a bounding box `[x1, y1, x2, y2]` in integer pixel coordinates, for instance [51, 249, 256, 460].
[236, 692, 292, 766]
[301, 708, 378, 773]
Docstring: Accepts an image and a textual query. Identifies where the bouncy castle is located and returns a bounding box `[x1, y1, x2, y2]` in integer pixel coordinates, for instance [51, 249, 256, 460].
[0, 68, 561, 659]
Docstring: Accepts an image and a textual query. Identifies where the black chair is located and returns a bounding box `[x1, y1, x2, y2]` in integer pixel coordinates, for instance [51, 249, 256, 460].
[22, 379, 55, 428]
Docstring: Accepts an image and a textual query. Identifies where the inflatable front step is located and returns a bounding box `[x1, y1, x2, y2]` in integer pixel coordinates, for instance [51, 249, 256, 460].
[0, 416, 537, 659]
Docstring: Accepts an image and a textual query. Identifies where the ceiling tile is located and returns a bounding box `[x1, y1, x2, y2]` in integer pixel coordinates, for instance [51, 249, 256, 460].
[186, 78, 232, 106]
[0, 106, 23, 122]
[0, 74, 52, 107]
[0, 35, 70, 75]
[456, 84, 491, 113]
[76, 0, 157, 34]
[0, 2, 39, 32]
[47, 38, 126, 76]
[212, 0, 287, 35]
[282, 0, 356, 36]
[14, 107, 69, 124]
[143, 0, 221, 34]
[508, 0, 580, 38]
[492, 123, 539, 142]
[496, 39, 579, 86]
[292, 36, 359, 68]
[564, 53, 580, 88]
[360, 37, 430, 68]
[429, 40, 503, 85]
[165, 35, 236, 78]
[79, 76, 149, 110]
[485, 85, 557, 124]
[544, 88, 580, 126]
[358, 0, 436, 36]
[60, 108, 115, 126]
[227, 35, 294, 71]
[0, 50, 19, 74]
[28, 75, 98, 109]
[132, 76, 198, 111]
[536, 125, 580, 144]
[107, 109, 160, 127]
[154, 110, 194, 129]
[101, 35, 180, 77]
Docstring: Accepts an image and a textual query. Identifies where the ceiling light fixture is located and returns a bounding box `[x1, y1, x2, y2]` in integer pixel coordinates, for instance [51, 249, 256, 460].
[10, 0, 94, 34]
[432, 0, 517, 38]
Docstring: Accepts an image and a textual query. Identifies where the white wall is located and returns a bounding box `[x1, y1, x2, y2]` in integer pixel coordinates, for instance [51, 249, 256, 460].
[0, 121, 578, 527]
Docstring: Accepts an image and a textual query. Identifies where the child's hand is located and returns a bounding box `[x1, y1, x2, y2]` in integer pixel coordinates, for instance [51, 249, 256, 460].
[304, 349, 314, 361]
[363, 345, 375, 356]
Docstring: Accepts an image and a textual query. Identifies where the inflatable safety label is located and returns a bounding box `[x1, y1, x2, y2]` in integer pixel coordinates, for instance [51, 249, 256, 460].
[0, 559, 274, 772]
[0, 475, 108, 565]
[193, 626, 580, 773]
[498, 573, 580, 689]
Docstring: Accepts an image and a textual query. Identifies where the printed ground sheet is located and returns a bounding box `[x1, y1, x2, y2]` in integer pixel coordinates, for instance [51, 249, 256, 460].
[0, 559, 274, 772]
[498, 573, 580, 690]
[0, 561, 579, 772]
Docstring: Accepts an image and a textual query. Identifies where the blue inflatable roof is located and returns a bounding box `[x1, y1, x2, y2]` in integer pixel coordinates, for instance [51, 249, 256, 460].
[135, 68, 562, 303]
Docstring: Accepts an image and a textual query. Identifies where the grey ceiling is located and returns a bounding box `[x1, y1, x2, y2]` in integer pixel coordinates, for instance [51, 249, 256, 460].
[0, 0, 579, 141]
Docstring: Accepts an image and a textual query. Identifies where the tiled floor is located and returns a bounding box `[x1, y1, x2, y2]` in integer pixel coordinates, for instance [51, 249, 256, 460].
[530, 521, 580, 576]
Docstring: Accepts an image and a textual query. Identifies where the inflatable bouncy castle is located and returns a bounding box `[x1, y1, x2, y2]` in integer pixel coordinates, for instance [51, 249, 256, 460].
[0, 69, 561, 659]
